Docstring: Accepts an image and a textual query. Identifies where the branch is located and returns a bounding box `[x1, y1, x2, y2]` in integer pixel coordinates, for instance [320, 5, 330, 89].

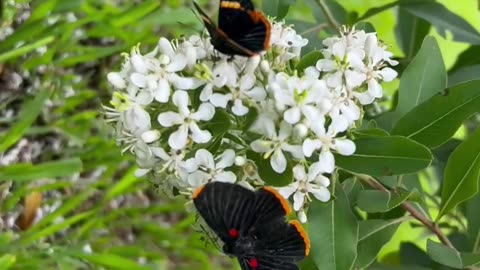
[357, 174, 455, 249]
[315, 0, 340, 30]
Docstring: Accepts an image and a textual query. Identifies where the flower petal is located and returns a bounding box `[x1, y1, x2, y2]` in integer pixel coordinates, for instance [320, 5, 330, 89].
[277, 182, 299, 199]
[216, 149, 235, 169]
[192, 103, 215, 121]
[195, 149, 215, 169]
[154, 78, 171, 103]
[188, 171, 209, 187]
[157, 112, 184, 127]
[319, 151, 335, 173]
[293, 190, 305, 211]
[107, 72, 126, 89]
[271, 149, 287, 173]
[310, 186, 331, 202]
[303, 139, 322, 157]
[168, 125, 189, 149]
[189, 122, 212, 143]
[334, 139, 356, 155]
[232, 99, 249, 116]
[210, 93, 232, 108]
[214, 171, 237, 183]
[293, 165, 307, 181]
[284, 107, 301, 124]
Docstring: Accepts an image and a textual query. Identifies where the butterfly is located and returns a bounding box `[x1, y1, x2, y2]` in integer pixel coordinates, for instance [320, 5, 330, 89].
[193, 0, 271, 57]
[193, 182, 310, 270]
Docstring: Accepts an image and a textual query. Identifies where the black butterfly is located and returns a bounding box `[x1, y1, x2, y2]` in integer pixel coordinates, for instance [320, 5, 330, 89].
[193, 182, 310, 270]
[193, 0, 271, 57]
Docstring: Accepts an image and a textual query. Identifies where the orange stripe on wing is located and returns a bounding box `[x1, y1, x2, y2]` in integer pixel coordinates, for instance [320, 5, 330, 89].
[192, 185, 206, 200]
[290, 220, 311, 256]
[246, 11, 271, 50]
[220, 1, 243, 10]
[262, 186, 291, 215]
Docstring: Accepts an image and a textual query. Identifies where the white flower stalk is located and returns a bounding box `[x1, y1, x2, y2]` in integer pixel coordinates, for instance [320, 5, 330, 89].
[105, 22, 397, 209]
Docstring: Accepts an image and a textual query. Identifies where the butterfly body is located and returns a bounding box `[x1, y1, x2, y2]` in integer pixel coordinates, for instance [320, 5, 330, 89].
[193, 182, 309, 270]
[193, 0, 270, 57]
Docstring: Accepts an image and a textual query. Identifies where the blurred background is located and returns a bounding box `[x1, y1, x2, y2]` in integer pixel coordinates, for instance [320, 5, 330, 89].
[0, 0, 479, 269]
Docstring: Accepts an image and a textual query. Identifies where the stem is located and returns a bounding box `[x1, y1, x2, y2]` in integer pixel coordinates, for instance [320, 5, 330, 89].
[357, 174, 455, 249]
[316, 0, 340, 30]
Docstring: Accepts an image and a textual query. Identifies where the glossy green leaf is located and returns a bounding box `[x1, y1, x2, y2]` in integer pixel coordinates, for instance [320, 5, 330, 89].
[395, 7, 431, 60]
[0, 158, 83, 182]
[450, 45, 480, 72]
[426, 240, 463, 268]
[466, 189, 480, 251]
[402, 2, 480, 44]
[296, 50, 323, 72]
[206, 109, 232, 137]
[357, 188, 413, 213]
[392, 80, 480, 149]
[262, 0, 293, 19]
[400, 242, 434, 267]
[335, 136, 432, 176]
[0, 89, 50, 153]
[353, 128, 389, 138]
[354, 218, 405, 268]
[437, 127, 480, 220]
[394, 36, 446, 121]
[246, 151, 293, 186]
[448, 64, 480, 86]
[308, 184, 358, 270]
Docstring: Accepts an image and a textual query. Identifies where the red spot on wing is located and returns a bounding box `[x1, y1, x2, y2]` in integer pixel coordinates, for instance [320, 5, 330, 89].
[248, 258, 258, 269]
[229, 228, 239, 238]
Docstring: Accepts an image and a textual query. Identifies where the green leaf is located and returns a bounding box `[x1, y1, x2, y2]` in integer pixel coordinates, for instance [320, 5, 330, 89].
[451, 45, 480, 72]
[109, 0, 160, 27]
[357, 188, 413, 213]
[426, 240, 463, 268]
[394, 36, 446, 122]
[0, 89, 50, 153]
[353, 128, 389, 138]
[437, 127, 480, 220]
[335, 136, 432, 176]
[206, 109, 232, 137]
[68, 253, 151, 270]
[394, 7, 431, 60]
[357, 1, 400, 21]
[466, 188, 480, 251]
[104, 168, 142, 201]
[449, 64, 480, 86]
[0, 158, 83, 182]
[402, 2, 480, 44]
[354, 218, 405, 268]
[308, 183, 358, 270]
[392, 80, 480, 149]
[400, 242, 434, 267]
[0, 254, 16, 270]
[0, 36, 55, 62]
[262, 0, 293, 19]
[246, 151, 293, 186]
[296, 51, 323, 72]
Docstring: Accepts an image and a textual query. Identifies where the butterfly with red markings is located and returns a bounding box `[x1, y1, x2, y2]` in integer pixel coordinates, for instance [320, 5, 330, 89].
[193, 182, 310, 270]
[193, 0, 271, 57]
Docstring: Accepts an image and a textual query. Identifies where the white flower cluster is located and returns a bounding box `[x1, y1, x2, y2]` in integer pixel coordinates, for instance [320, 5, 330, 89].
[105, 23, 397, 222]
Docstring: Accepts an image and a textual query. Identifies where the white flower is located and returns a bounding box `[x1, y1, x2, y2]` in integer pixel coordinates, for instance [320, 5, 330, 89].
[251, 121, 303, 173]
[302, 117, 355, 174]
[157, 91, 215, 149]
[270, 69, 327, 125]
[187, 149, 237, 187]
[277, 164, 331, 212]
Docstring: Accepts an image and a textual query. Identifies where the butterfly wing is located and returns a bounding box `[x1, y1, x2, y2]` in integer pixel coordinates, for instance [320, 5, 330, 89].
[193, 182, 256, 241]
[218, 0, 270, 53]
[253, 187, 291, 225]
[238, 257, 299, 270]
